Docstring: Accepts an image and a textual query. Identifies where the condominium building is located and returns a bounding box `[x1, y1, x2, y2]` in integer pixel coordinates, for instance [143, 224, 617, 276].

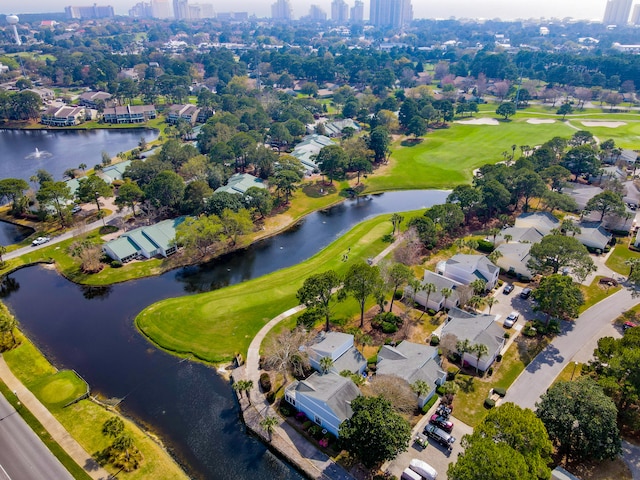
[151, 0, 172, 18]
[271, 0, 293, 20]
[331, 0, 349, 22]
[64, 5, 115, 19]
[173, 0, 189, 19]
[350, 0, 364, 23]
[369, 0, 412, 28]
[603, 0, 632, 25]
[308, 5, 328, 21]
[631, 4, 640, 25]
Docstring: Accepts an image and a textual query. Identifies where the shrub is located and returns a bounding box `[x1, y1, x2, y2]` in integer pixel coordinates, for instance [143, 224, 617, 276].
[308, 425, 322, 438]
[266, 391, 275, 404]
[484, 398, 496, 408]
[259, 373, 272, 392]
[421, 395, 439, 414]
[503, 332, 510, 339]
[477, 239, 495, 253]
[393, 290, 403, 300]
[495, 354, 503, 362]
[295, 412, 307, 422]
[302, 421, 313, 430]
[493, 387, 507, 397]
[604, 246, 611, 253]
[435, 385, 445, 396]
[430, 335, 440, 346]
[382, 233, 395, 243]
[427, 308, 437, 316]
[447, 367, 459, 380]
[382, 322, 398, 333]
[318, 438, 329, 448]
[486, 367, 493, 376]
[110, 260, 123, 268]
[372, 312, 402, 333]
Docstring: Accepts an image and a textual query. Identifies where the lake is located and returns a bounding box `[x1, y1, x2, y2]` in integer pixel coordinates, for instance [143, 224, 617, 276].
[0, 128, 158, 183]
[1, 189, 449, 478]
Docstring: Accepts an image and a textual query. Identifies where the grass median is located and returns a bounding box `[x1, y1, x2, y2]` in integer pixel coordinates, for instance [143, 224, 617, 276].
[3, 333, 189, 480]
[136, 212, 410, 363]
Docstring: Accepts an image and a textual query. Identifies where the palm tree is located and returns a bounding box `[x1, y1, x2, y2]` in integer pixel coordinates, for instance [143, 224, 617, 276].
[78, 163, 87, 172]
[488, 249, 503, 264]
[456, 339, 471, 367]
[467, 295, 485, 312]
[441, 287, 453, 310]
[260, 416, 279, 442]
[625, 258, 640, 281]
[561, 219, 581, 237]
[390, 213, 404, 235]
[503, 234, 513, 244]
[319, 356, 334, 374]
[411, 380, 430, 399]
[485, 297, 498, 314]
[488, 228, 501, 245]
[472, 343, 489, 375]
[419, 282, 436, 320]
[243, 380, 254, 405]
[0, 245, 6, 264]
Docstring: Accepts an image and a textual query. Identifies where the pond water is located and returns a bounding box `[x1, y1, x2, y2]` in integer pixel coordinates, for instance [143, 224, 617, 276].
[0, 220, 32, 245]
[0, 129, 158, 182]
[1, 189, 449, 479]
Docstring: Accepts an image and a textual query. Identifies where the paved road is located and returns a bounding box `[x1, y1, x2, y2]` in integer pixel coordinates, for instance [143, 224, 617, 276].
[623, 441, 640, 480]
[0, 392, 73, 480]
[503, 287, 638, 410]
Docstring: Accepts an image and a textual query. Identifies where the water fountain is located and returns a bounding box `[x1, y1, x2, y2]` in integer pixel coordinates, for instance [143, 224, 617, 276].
[25, 147, 52, 160]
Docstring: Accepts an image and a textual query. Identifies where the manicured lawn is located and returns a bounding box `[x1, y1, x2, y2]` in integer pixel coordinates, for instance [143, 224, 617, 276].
[566, 119, 640, 149]
[3, 333, 189, 480]
[364, 118, 574, 192]
[553, 361, 584, 385]
[579, 276, 622, 313]
[136, 213, 399, 363]
[606, 243, 640, 276]
[452, 343, 526, 427]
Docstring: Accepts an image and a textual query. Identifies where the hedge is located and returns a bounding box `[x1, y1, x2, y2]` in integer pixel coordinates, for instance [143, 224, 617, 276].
[421, 395, 439, 414]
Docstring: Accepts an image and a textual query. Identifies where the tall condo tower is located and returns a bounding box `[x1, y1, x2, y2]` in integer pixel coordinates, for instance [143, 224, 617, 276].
[6, 15, 20, 46]
[152, 0, 172, 18]
[350, 0, 364, 22]
[271, 0, 293, 20]
[603, 0, 633, 25]
[331, 0, 350, 22]
[173, 0, 190, 19]
[370, 0, 412, 28]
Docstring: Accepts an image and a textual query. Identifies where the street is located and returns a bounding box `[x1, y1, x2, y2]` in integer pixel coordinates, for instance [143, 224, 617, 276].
[0, 392, 73, 480]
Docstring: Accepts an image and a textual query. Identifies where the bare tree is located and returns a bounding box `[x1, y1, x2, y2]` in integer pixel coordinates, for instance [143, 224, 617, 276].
[440, 333, 459, 360]
[393, 228, 422, 265]
[493, 81, 510, 101]
[363, 375, 417, 414]
[263, 328, 311, 382]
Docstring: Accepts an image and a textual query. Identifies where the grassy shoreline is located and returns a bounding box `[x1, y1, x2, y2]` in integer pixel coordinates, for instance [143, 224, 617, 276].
[3, 332, 189, 480]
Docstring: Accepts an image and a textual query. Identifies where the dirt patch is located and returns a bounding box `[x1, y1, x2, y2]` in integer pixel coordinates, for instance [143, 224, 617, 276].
[301, 181, 336, 198]
[455, 118, 500, 126]
[560, 458, 632, 480]
[581, 121, 627, 128]
[527, 118, 556, 124]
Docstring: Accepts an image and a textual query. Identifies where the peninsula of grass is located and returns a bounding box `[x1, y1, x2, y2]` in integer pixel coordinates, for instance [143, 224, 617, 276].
[606, 243, 640, 276]
[3, 333, 189, 480]
[136, 212, 411, 363]
[364, 117, 575, 192]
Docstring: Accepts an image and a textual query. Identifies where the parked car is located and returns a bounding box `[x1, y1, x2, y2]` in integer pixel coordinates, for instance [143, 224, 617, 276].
[401, 468, 422, 480]
[623, 321, 637, 332]
[424, 423, 456, 449]
[436, 403, 452, 418]
[31, 236, 51, 246]
[520, 287, 532, 299]
[71, 205, 82, 214]
[502, 283, 514, 294]
[430, 414, 454, 432]
[503, 311, 519, 328]
[409, 459, 437, 480]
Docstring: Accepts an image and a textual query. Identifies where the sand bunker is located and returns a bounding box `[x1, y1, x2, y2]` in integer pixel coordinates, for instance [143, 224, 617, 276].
[526, 118, 556, 124]
[455, 118, 500, 126]
[581, 121, 627, 128]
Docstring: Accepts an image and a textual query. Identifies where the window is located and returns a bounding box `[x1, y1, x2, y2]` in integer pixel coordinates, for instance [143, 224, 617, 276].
[314, 415, 322, 426]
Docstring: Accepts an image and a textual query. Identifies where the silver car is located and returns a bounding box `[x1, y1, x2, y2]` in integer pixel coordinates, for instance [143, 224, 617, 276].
[503, 311, 519, 328]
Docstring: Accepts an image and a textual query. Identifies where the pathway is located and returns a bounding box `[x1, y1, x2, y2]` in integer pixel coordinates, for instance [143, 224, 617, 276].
[623, 441, 640, 480]
[0, 357, 110, 480]
[237, 235, 406, 479]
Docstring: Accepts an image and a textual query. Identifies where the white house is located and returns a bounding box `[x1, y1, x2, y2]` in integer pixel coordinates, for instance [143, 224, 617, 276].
[437, 254, 499, 290]
[284, 373, 360, 438]
[514, 212, 560, 234]
[404, 270, 467, 312]
[441, 308, 505, 372]
[574, 221, 612, 251]
[494, 242, 534, 279]
[307, 332, 366, 375]
[376, 341, 446, 408]
[103, 217, 185, 263]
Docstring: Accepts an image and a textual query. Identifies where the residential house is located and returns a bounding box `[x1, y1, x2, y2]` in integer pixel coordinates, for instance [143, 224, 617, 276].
[376, 341, 446, 407]
[440, 307, 505, 372]
[103, 217, 185, 263]
[574, 221, 612, 251]
[103, 105, 157, 124]
[284, 372, 360, 437]
[167, 104, 202, 125]
[492, 226, 544, 246]
[291, 134, 334, 174]
[40, 106, 86, 127]
[78, 91, 112, 109]
[214, 173, 266, 195]
[99, 161, 132, 184]
[117, 68, 139, 81]
[514, 212, 560, 234]
[26, 87, 55, 102]
[404, 270, 467, 312]
[437, 254, 499, 290]
[307, 332, 366, 375]
[494, 242, 534, 279]
[589, 166, 626, 184]
[308, 119, 360, 137]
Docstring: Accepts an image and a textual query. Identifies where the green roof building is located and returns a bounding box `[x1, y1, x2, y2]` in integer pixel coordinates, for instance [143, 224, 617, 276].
[214, 173, 266, 195]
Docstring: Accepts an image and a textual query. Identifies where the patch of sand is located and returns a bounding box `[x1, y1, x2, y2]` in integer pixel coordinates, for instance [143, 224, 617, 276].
[527, 118, 556, 124]
[581, 121, 627, 128]
[455, 118, 500, 126]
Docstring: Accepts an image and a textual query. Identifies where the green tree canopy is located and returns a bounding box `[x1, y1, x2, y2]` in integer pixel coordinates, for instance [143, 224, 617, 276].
[424, 203, 464, 234]
[76, 175, 113, 211]
[533, 274, 584, 324]
[315, 145, 347, 184]
[36, 181, 72, 226]
[528, 235, 595, 281]
[536, 378, 621, 463]
[339, 395, 411, 468]
[297, 270, 341, 332]
[0, 178, 29, 213]
[448, 437, 532, 480]
[144, 170, 185, 210]
[176, 214, 223, 258]
[584, 190, 626, 222]
[114, 179, 144, 216]
[343, 262, 382, 328]
[496, 102, 516, 119]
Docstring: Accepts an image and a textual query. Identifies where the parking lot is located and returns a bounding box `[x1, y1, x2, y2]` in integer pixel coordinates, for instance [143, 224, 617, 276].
[485, 282, 542, 330]
[385, 409, 473, 479]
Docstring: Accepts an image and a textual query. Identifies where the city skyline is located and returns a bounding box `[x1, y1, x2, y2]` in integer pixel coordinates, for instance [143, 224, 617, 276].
[1, 0, 620, 20]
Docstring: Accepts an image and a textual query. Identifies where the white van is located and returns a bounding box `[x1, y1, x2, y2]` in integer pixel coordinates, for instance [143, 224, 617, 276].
[401, 468, 422, 480]
[409, 458, 438, 480]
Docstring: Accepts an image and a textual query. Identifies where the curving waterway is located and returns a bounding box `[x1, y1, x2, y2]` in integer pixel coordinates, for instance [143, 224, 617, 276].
[1, 189, 449, 479]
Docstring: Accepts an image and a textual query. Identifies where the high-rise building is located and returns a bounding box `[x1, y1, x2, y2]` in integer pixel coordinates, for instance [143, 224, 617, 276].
[189, 3, 214, 18]
[64, 5, 115, 19]
[630, 3, 640, 24]
[370, 0, 412, 28]
[331, 0, 349, 22]
[173, 0, 189, 19]
[308, 5, 327, 21]
[603, 0, 633, 25]
[151, 0, 171, 18]
[271, 0, 293, 20]
[350, 0, 364, 23]
[129, 2, 153, 17]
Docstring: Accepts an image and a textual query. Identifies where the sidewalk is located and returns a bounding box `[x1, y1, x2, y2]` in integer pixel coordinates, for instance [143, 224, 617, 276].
[0, 356, 110, 480]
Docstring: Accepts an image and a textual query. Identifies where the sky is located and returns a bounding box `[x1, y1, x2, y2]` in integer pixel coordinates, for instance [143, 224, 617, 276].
[1, 0, 611, 21]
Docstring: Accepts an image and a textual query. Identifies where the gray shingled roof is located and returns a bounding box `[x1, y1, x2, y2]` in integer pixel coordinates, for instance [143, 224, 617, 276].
[441, 308, 504, 354]
[497, 226, 544, 244]
[407, 271, 464, 306]
[447, 254, 499, 275]
[515, 212, 561, 234]
[377, 341, 444, 386]
[295, 373, 360, 422]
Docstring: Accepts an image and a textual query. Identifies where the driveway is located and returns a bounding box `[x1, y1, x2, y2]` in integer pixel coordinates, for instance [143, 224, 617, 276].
[503, 287, 638, 410]
[385, 410, 473, 479]
[623, 440, 640, 480]
[481, 283, 541, 328]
